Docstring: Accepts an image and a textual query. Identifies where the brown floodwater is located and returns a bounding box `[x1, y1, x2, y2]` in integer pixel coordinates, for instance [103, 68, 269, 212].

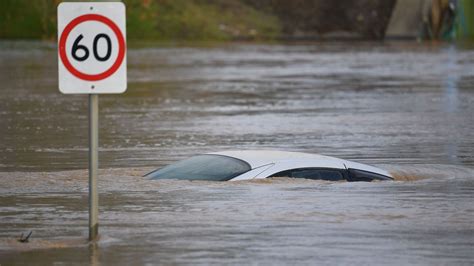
[0, 41, 473, 265]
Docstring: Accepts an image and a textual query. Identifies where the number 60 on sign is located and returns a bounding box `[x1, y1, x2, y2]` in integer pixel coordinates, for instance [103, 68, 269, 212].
[58, 2, 127, 94]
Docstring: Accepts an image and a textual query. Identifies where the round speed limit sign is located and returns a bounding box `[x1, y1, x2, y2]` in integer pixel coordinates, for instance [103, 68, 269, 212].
[58, 2, 127, 94]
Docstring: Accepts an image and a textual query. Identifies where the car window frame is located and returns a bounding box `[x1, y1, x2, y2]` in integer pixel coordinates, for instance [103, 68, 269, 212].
[270, 167, 349, 181]
[347, 168, 393, 182]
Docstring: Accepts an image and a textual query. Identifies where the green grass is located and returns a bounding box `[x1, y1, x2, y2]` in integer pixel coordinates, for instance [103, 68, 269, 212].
[0, 0, 281, 41]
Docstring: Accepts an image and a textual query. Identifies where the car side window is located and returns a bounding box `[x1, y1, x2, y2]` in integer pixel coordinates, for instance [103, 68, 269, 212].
[347, 169, 391, 182]
[271, 168, 345, 181]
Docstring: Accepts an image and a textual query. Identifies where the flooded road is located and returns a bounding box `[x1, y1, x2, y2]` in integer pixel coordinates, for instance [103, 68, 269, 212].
[1, 41, 474, 264]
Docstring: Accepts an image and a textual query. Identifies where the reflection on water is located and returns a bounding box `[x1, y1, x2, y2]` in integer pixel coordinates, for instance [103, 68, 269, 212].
[442, 45, 461, 165]
[0, 41, 474, 264]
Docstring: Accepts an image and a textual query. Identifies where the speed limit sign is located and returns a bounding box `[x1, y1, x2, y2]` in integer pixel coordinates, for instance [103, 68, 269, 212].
[57, 2, 128, 241]
[58, 2, 126, 94]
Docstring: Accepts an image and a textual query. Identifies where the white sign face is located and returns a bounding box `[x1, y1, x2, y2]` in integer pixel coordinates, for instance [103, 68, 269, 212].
[58, 2, 127, 94]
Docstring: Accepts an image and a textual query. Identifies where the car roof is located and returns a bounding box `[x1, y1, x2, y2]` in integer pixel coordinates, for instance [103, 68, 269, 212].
[207, 150, 391, 177]
[208, 150, 338, 168]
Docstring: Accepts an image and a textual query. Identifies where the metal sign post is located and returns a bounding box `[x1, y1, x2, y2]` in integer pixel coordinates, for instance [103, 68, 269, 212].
[89, 94, 99, 240]
[58, 2, 127, 241]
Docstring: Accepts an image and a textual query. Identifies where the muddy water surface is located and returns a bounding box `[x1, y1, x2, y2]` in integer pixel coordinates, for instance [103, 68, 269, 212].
[0, 41, 473, 265]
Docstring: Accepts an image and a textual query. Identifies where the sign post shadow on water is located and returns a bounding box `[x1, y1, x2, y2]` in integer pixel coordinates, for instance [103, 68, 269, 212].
[57, 1, 127, 241]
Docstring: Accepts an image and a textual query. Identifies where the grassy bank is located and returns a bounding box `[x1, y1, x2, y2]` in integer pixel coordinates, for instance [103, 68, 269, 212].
[7, 0, 444, 41]
[0, 0, 58, 39]
[0, 0, 280, 41]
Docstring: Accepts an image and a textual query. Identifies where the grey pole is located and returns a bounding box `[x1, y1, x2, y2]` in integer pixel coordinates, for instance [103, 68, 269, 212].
[89, 94, 99, 241]
[87, 0, 119, 242]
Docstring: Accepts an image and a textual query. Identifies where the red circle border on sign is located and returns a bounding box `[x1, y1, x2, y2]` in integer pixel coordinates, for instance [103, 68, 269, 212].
[59, 14, 126, 81]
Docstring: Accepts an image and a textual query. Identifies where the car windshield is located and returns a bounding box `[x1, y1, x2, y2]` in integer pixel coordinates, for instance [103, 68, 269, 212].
[146, 155, 251, 181]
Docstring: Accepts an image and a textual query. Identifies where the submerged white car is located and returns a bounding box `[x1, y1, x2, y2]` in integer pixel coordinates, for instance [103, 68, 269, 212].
[146, 150, 393, 182]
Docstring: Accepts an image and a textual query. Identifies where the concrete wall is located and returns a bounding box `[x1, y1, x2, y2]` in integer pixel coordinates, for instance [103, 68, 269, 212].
[385, 0, 431, 39]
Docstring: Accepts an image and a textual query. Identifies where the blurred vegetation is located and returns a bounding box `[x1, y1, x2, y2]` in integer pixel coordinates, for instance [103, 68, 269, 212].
[456, 0, 474, 40]
[1, 0, 472, 43]
[0, 0, 280, 41]
[126, 0, 280, 40]
[0, 0, 59, 39]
